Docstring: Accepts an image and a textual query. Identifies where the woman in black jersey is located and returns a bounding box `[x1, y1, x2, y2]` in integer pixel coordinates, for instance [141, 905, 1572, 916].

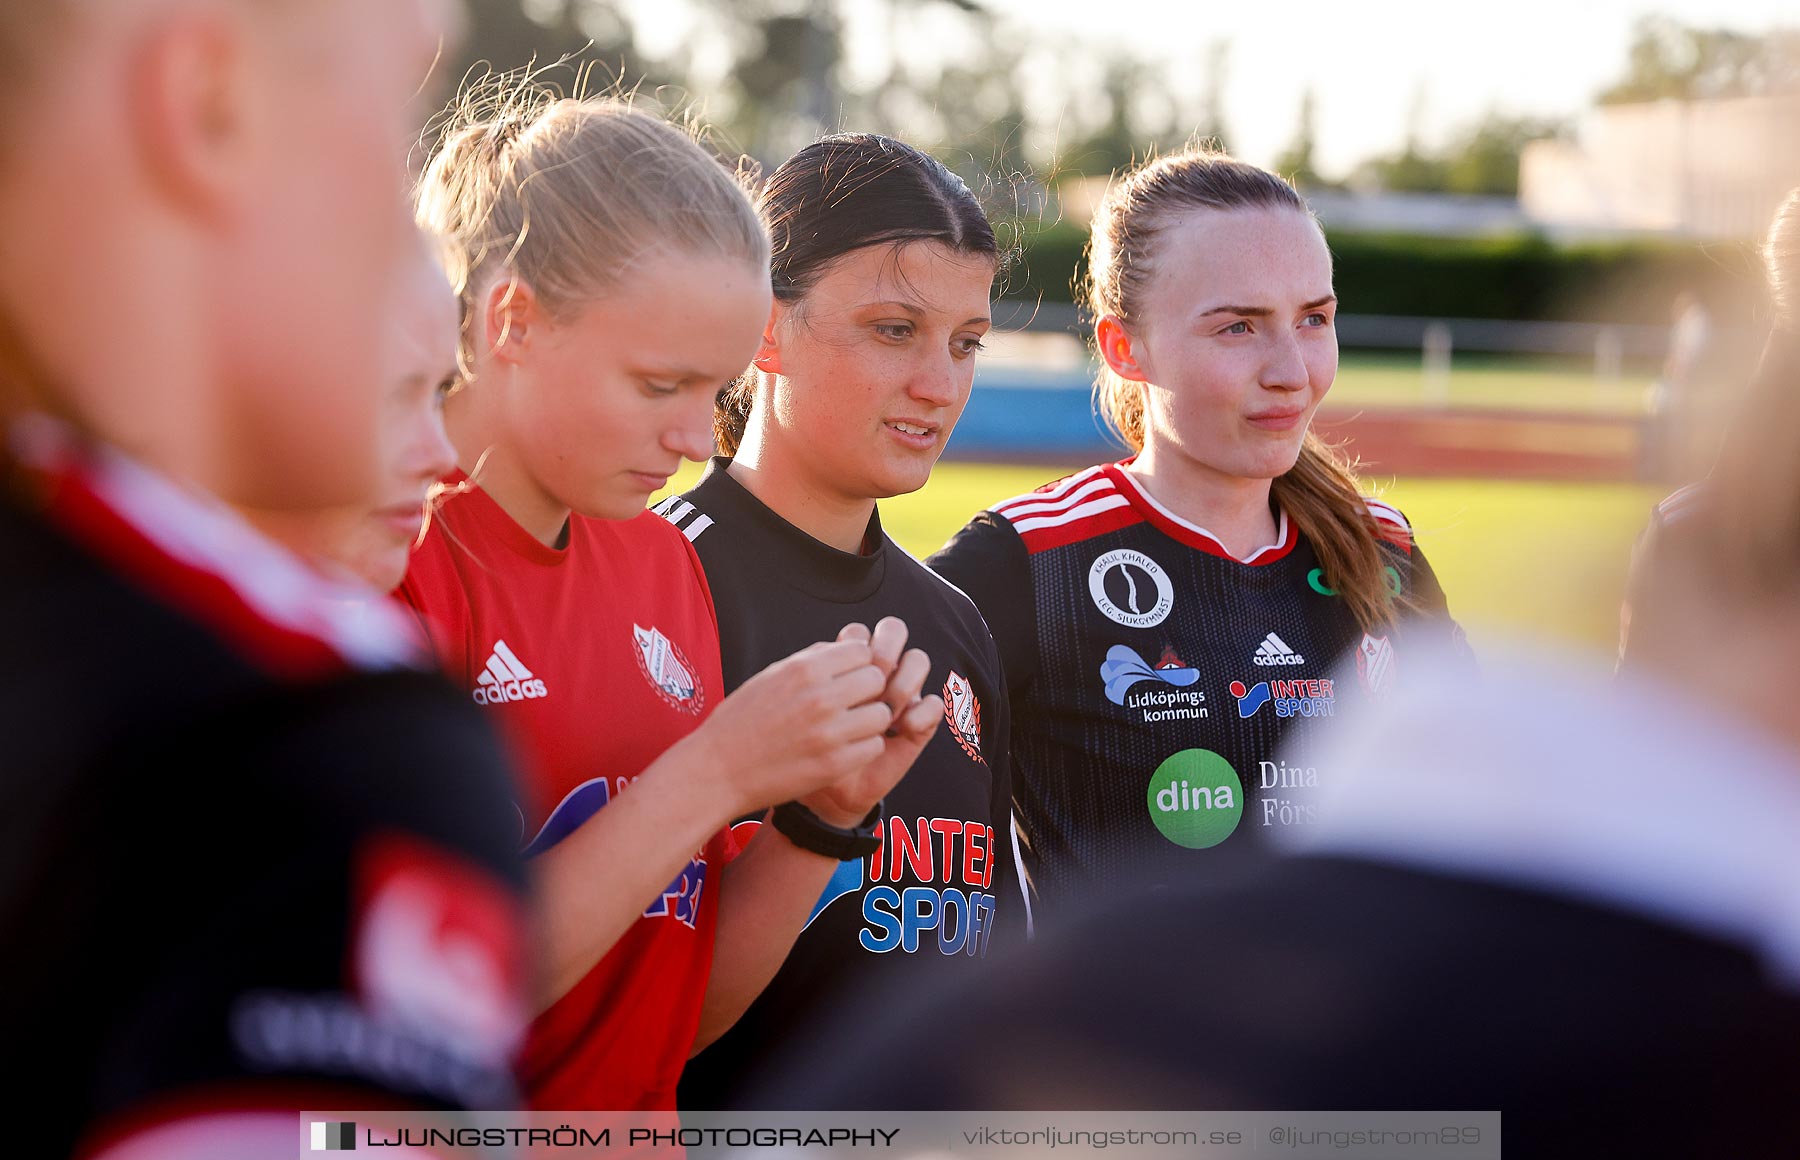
[663, 134, 1017, 1108]
[930, 147, 1467, 924]
[0, 5, 530, 1156]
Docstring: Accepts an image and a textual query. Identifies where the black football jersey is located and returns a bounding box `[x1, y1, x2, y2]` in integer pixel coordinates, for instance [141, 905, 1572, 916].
[929, 461, 1466, 923]
[1, 464, 527, 1158]
[661, 459, 1016, 1109]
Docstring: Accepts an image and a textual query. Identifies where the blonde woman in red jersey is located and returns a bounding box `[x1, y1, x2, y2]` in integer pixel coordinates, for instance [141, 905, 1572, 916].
[404, 86, 942, 1112]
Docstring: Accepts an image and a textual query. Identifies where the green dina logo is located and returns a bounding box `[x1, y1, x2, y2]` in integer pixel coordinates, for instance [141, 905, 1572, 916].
[1146, 749, 1244, 849]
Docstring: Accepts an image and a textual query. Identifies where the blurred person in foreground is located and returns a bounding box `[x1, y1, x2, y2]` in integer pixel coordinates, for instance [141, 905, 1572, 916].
[0, 4, 532, 1158]
[239, 234, 459, 593]
[790, 215, 1800, 1160]
[1622, 187, 1800, 669]
[1639, 290, 1723, 483]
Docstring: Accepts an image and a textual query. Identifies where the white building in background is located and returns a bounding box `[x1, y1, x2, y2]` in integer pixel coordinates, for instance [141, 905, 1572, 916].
[1521, 93, 1800, 241]
[1301, 189, 1529, 237]
[1055, 175, 1530, 237]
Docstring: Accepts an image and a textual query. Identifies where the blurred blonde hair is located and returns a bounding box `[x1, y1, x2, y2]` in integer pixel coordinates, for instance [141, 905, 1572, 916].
[415, 71, 769, 370]
[1083, 146, 1400, 633]
[1696, 188, 1800, 604]
[1765, 187, 1800, 333]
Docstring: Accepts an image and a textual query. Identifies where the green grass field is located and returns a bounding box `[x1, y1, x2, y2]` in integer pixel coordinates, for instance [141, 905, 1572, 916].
[1330, 352, 1655, 416]
[655, 461, 1662, 658]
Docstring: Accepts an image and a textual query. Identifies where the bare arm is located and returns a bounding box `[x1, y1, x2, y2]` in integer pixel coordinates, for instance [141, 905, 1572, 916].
[528, 732, 739, 1015]
[527, 637, 896, 1015]
[693, 623, 941, 1052]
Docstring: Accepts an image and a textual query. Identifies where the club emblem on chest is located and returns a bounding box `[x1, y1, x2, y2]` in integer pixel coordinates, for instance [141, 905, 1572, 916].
[942, 670, 986, 766]
[632, 624, 705, 714]
[1356, 633, 1395, 695]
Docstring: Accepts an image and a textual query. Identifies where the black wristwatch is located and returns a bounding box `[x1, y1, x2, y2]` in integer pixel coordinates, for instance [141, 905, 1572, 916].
[770, 800, 884, 861]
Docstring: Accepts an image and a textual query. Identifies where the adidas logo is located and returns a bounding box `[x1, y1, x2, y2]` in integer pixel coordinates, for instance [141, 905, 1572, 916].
[1252, 632, 1306, 666]
[473, 640, 549, 705]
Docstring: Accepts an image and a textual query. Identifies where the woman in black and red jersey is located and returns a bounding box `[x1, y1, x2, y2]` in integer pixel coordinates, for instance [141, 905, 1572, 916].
[930, 148, 1469, 924]
[670, 134, 1018, 1109]
[0, 4, 535, 1158]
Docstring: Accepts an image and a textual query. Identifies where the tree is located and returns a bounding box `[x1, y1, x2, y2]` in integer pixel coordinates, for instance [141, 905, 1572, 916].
[1051, 38, 1233, 177]
[687, 0, 1003, 165]
[1442, 113, 1564, 196]
[1274, 87, 1325, 189]
[448, 0, 653, 95]
[1598, 16, 1800, 104]
[1354, 105, 1561, 197]
[927, 53, 1031, 178]
[1195, 39, 1231, 153]
[1352, 80, 1440, 192]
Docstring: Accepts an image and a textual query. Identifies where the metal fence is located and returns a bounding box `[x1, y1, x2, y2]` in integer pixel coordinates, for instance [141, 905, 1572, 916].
[986, 300, 1771, 405]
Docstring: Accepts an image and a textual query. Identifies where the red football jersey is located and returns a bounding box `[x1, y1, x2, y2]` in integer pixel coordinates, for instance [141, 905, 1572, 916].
[399, 473, 735, 1111]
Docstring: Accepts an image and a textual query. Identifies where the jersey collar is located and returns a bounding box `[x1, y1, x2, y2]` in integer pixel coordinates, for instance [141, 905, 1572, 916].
[18, 416, 424, 677]
[694, 457, 887, 603]
[1104, 460, 1297, 565]
[434, 468, 577, 568]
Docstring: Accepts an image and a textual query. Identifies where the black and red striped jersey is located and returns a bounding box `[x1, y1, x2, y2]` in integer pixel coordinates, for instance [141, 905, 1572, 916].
[1, 436, 528, 1158]
[929, 459, 1466, 923]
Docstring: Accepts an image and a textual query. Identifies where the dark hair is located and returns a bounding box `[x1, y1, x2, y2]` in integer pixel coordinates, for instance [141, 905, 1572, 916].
[714, 133, 998, 455]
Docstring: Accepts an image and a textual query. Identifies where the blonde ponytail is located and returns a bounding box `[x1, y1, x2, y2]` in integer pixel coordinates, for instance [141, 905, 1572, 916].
[1271, 435, 1402, 632]
[416, 75, 769, 369]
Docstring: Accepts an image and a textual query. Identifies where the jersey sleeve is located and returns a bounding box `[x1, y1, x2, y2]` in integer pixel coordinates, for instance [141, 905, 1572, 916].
[709, 817, 755, 868]
[928, 512, 1041, 694]
[1368, 500, 1472, 667]
[82, 671, 530, 1143]
[674, 515, 724, 639]
[1405, 540, 1452, 620]
[395, 532, 474, 677]
[981, 649, 1032, 948]
[1618, 487, 1706, 672]
[1398, 539, 1475, 670]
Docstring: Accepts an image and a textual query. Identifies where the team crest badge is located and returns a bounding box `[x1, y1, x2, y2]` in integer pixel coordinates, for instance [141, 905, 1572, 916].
[1356, 633, 1395, 695]
[942, 670, 985, 765]
[632, 624, 704, 714]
